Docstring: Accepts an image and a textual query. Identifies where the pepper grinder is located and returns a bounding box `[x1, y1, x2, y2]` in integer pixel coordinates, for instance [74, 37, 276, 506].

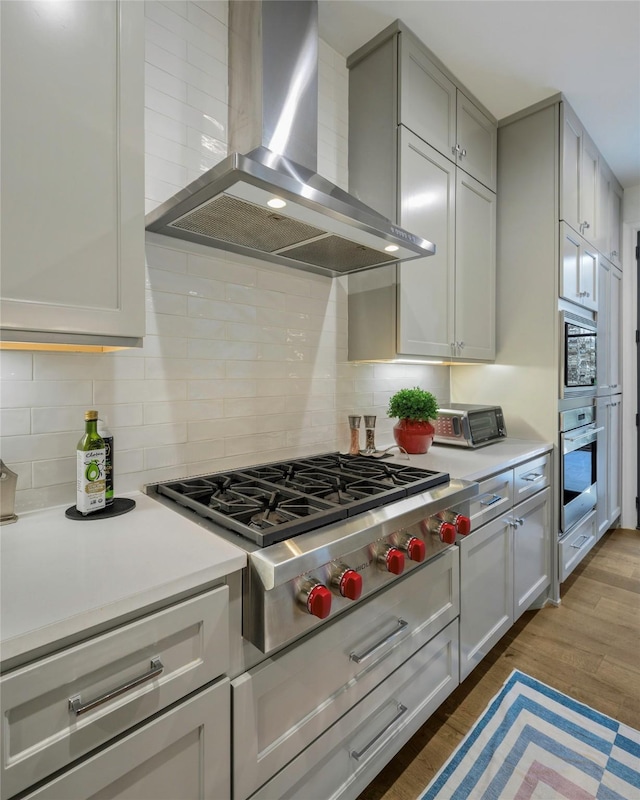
[363, 416, 377, 455]
[348, 415, 361, 456]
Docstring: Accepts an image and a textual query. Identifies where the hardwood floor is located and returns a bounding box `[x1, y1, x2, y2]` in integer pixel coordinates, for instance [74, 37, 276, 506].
[358, 528, 640, 800]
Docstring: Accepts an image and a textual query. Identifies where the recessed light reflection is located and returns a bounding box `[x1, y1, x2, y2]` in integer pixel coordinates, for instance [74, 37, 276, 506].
[384, 245, 399, 252]
[267, 198, 287, 209]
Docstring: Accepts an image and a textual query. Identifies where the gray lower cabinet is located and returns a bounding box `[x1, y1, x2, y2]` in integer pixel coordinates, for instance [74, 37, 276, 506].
[1, 586, 231, 800]
[22, 679, 229, 800]
[459, 455, 551, 681]
[596, 395, 622, 539]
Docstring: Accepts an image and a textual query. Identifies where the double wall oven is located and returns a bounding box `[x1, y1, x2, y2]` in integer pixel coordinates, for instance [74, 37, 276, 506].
[148, 452, 478, 800]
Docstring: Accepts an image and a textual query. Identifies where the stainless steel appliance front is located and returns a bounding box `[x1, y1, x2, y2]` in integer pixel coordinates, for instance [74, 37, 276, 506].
[560, 308, 597, 399]
[559, 404, 601, 534]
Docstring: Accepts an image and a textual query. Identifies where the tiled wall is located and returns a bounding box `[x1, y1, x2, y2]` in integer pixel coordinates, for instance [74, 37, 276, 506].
[0, 1, 449, 514]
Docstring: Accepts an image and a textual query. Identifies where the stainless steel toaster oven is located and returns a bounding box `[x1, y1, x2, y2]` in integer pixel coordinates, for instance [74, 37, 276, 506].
[433, 404, 507, 448]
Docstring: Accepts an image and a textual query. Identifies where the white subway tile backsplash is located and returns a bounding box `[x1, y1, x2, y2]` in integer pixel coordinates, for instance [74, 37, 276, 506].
[187, 339, 259, 361]
[147, 265, 225, 299]
[32, 456, 75, 489]
[0, 351, 33, 380]
[188, 253, 256, 286]
[33, 354, 145, 382]
[94, 380, 187, 405]
[143, 399, 223, 424]
[1, 409, 31, 436]
[145, 62, 188, 102]
[145, 357, 225, 380]
[223, 396, 286, 418]
[2, 382, 92, 409]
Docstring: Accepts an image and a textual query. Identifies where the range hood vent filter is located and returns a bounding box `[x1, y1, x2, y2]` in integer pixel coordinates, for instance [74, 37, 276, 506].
[170, 195, 326, 253]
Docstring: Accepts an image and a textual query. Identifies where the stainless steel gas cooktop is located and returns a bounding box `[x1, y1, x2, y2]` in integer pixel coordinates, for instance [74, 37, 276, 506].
[153, 452, 450, 547]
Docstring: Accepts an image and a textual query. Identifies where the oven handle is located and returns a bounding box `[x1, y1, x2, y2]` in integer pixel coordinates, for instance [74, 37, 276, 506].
[350, 703, 408, 761]
[564, 426, 604, 443]
[349, 618, 409, 664]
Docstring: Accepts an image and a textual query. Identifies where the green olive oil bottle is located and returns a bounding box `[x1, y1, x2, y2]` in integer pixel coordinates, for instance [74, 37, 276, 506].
[76, 410, 106, 515]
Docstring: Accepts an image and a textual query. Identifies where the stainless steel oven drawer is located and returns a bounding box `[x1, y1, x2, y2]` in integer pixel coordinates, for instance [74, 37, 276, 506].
[249, 620, 459, 800]
[514, 453, 551, 504]
[1, 587, 228, 800]
[232, 549, 459, 800]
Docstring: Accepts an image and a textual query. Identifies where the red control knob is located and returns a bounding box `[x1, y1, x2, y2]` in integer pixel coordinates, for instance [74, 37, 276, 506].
[379, 546, 405, 575]
[454, 514, 471, 536]
[306, 584, 332, 619]
[406, 536, 426, 562]
[439, 522, 457, 544]
[339, 569, 363, 601]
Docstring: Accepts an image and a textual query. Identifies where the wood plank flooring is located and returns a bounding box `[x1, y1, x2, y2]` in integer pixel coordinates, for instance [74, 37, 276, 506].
[358, 527, 640, 800]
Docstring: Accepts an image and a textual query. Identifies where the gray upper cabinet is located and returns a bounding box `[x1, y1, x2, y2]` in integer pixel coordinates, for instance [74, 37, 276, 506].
[347, 22, 497, 362]
[0, 0, 145, 348]
[561, 103, 598, 246]
[398, 31, 496, 192]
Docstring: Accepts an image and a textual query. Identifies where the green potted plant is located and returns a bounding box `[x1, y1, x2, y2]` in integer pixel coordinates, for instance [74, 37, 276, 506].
[387, 387, 439, 454]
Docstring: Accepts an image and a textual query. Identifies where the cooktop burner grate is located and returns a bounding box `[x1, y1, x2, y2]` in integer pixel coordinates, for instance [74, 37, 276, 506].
[155, 453, 450, 546]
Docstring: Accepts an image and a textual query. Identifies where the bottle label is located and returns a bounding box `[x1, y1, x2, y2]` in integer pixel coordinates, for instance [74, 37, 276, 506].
[102, 436, 114, 504]
[77, 448, 106, 514]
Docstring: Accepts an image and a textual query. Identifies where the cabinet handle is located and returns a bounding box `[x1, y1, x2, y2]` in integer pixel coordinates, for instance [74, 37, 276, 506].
[522, 472, 544, 483]
[481, 494, 502, 507]
[514, 517, 525, 527]
[349, 619, 408, 664]
[350, 703, 408, 761]
[611, 250, 618, 258]
[570, 534, 590, 549]
[564, 426, 605, 442]
[452, 144, 461, 156]
[68, 657, 164, 716]
[460, 147, 467, 158]
[581, 221, 590, 231]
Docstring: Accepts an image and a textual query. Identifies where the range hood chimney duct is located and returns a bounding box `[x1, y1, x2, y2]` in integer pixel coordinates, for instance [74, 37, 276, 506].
[145, 0, 435, 277]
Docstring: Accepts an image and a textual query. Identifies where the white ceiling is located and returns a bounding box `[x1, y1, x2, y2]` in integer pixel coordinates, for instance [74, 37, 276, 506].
[318, 0, 640, 188]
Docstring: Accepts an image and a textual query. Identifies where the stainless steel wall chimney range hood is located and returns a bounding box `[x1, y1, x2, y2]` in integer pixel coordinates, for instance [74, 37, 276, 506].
[145, 0, 435, 278]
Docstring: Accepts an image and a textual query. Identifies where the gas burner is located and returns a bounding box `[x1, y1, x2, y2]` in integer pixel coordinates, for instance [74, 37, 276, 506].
[155, 453, 451, 547]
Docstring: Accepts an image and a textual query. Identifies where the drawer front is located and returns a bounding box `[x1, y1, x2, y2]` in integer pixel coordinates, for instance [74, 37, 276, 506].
[23, 678, 229, 800]
[467, 470, 513, 527]
[250, 620, 459, 800]
[560, 510, 597, 583]
[1, 586, 228, 800]
[513, 453, 551, 504]
[232, 549, 459, 800]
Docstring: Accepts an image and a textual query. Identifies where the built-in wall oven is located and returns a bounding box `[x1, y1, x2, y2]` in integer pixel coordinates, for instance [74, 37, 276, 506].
[559, 405, 602, 534]
[560, 308, 597, 399]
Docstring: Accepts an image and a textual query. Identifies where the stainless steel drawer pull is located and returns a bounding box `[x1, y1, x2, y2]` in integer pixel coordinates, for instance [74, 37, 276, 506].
[68, 657, 164, 716]
[480, 494, 502, 507]
[350, 703, 408, 761]
[349, 619, 408, 664]
[522, 472, 544, 482]
[570, 534, 590, 549]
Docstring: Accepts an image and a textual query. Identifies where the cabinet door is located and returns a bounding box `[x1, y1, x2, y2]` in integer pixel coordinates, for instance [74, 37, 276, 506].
[459, 517, 512, 681]
[0, 1, 145, 344]
[596, 397, 611, 538]
[609, 267, 622, 392]
[609, 180, 623, 268]
[560, 223, 597, 311]
[596, 159, 612, 257]
[561, 104, 582, 234]
[513, 488, 551, 621]
[22, 680, 229, 800]
[596, 258, 611, 395]
[580, 242, 598, 311]
[580, 132, 599, 244]
[397, 129, 455, 357]
[454, 171, 496, 360]
[607, 397, 622, 525]
[456, 92, 497, 192]
[398, 34, 456, 163]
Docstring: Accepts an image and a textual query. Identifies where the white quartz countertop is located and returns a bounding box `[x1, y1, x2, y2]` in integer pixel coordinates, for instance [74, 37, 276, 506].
[0, 492, 246, 666]
[382, 438, 553, 482]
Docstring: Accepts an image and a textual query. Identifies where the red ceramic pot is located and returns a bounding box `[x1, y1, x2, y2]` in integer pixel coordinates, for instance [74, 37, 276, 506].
[392, 419, 435, 454]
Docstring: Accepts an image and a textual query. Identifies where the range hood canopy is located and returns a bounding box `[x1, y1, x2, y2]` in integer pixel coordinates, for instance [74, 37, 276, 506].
[145, 0, 435, 278]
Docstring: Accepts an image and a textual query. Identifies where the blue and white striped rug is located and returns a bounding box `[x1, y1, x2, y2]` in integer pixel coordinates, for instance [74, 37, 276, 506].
[420, 670, 640, 800]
